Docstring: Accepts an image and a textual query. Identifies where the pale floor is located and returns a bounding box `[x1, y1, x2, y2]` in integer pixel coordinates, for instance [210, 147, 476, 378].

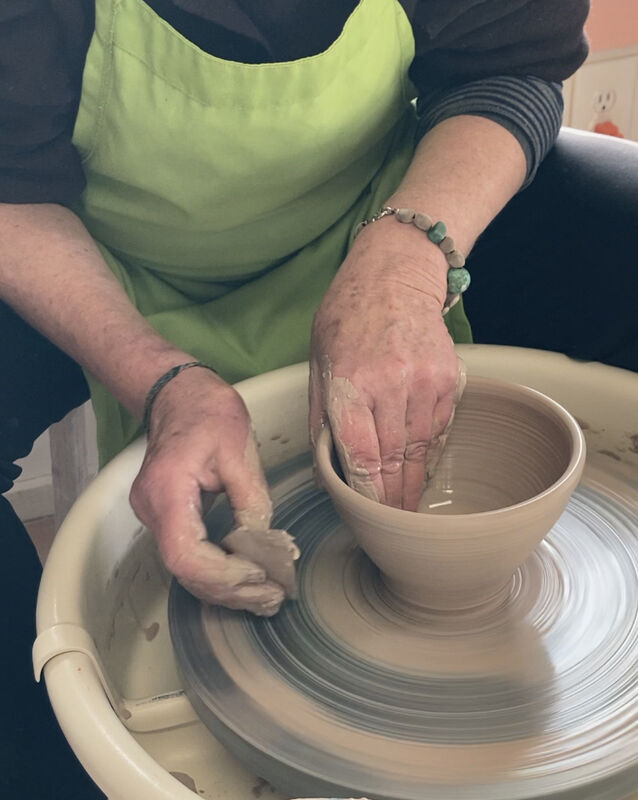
[24, 515, 56, 565]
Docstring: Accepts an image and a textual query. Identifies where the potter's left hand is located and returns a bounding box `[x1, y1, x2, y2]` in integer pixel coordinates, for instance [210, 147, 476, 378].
[310, 218, 464, 511]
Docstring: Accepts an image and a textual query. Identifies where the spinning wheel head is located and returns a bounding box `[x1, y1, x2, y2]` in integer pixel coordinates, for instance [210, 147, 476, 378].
[169, 449, 638, 800]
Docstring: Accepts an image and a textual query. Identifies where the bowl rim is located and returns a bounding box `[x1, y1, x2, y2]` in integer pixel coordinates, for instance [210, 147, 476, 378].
[315, 376, 586, 528]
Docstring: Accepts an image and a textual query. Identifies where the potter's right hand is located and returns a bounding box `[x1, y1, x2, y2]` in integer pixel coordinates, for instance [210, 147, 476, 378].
[129, 366, 287, 616]
[309, 219, 467, 511]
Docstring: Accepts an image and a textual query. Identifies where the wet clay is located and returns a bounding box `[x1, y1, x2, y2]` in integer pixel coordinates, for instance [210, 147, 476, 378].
[170, 772, 199, 793]
[324, 375, 380, 502]
[598, 449, 623, 462]
[143, 621, 160, 641]
[222, 527, 299, 598]
[170, 456, 638, 800]
[251, 777, 275, 797]
[233, 431, 274, 531]
[316, 377, 585, 610]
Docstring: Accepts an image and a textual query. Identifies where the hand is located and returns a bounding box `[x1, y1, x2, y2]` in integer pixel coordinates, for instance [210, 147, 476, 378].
[130, 367, 292, 616]
[310, 222, 465, 511]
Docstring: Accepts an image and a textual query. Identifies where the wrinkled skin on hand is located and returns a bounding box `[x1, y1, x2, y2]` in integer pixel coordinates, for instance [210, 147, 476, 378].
[310, 230, 465, 511]
[130, 368, 291, 616]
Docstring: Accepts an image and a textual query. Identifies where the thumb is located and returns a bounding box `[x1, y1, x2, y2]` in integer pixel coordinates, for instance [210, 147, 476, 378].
[222, 427, 273, 530]
[455, 353, 467, 402]
[309, 356, 327, 449]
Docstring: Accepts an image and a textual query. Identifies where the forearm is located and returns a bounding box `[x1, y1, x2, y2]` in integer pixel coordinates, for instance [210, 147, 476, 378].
[415, 76, 564, 189]
[0, 202, 194, 418]
[354, 115, 527, 303]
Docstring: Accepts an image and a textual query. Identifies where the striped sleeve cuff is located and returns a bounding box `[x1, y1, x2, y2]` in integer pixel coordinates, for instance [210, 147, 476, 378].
[415, 76, 564, 189]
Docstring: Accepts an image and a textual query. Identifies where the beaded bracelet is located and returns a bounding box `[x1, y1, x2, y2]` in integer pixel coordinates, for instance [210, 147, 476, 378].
[142, 361, 218, 434]
[355, 206, 471, 315]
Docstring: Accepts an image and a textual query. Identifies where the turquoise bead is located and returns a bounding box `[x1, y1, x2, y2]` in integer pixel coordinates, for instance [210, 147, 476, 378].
[447, 267, 471, 294]
[427, 220, 447, 244]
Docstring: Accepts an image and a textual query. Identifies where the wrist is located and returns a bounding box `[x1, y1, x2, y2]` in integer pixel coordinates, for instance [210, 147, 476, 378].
[112, 339, 201, 420]
[355, 206, 470, 315]
[142, 361, 221, 434]
[352, 214, 449, 298]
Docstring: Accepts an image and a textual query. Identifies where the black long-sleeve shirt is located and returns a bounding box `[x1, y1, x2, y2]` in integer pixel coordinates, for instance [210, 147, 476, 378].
[0, 0, 589, 205]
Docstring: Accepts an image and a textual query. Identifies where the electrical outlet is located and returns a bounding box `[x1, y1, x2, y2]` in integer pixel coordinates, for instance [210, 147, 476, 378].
[592, 89, 617, 114]
[568, 55, 638, 137]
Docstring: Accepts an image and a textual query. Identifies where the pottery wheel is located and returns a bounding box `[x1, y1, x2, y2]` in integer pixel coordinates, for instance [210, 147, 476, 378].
[169, 453, 638, 800]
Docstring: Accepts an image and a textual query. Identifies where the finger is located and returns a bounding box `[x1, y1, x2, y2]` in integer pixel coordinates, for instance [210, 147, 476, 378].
[208, 440, 299, 598]
[372, 390, 408, 508]
[455, 354, 468, 402]
[138, 467, 287, 615]
[326, 379, 384, 503]
[219, 580, 285, 617]
[144, 473, 264, 582]
[179, 570, 285, 617]
[424, 356, 466, 484]
[170, 537, 286, 614]
[131, 466, 210, 570]
[308, 357, 326, 449]
[309, 358, 328, 490]
[424, 392, 456, 484]
[160, 520, 266, 585]
[222, 428, 273, 530]
[403, 386, 437, 511]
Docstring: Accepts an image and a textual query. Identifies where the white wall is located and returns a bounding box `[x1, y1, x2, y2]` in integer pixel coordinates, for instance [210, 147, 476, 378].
[563, 46, 638, 141]
[8, 403, 98, 521]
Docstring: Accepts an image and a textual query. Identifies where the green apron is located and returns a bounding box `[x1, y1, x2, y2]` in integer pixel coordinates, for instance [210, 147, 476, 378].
[72, 0, 472, 465]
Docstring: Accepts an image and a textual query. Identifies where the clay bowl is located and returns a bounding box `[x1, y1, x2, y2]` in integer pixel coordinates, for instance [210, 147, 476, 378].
[315, 376, 586, 611]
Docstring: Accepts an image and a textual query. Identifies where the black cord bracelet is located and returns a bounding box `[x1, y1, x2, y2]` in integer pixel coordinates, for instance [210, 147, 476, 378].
[142, 361, 218, 434]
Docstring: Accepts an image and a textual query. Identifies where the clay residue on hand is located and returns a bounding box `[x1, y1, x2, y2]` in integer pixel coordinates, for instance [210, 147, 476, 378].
[325, 373, 380, 502]
[323, 357, 468, 504]
[233, 428, 274, 531]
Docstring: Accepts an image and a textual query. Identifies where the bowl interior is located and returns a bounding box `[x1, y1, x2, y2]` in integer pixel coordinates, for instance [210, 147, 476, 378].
[417, 379, 575, 514]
